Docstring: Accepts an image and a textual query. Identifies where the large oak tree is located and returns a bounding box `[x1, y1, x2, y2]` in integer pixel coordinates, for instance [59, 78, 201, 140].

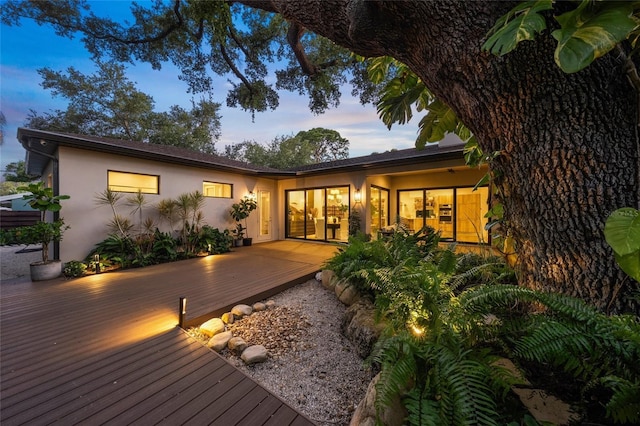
[3, 1, 639, 313]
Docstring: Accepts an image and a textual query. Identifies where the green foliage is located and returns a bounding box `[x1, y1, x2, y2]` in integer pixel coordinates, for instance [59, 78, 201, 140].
[223, 127, 349, 168]
[15, 182, 70, 263]
[151, 230, 178, 263]
[89, 234, 137, 269]
[63, 260, 87, 278]
[483, 0, 639, 73]
[605, 208, 640, 282]
[327, 233, 638, 424]
[3, 160, 38, 182]
[197, 225, 232, 254]
[230, 195, 257, 238]
[461, 284, 640, 424]
[483, 0, 553, 56]
[25, 61, 221, 153]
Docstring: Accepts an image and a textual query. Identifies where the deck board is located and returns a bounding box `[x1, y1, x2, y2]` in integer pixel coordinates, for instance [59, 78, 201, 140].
[1, 241, 337, 425]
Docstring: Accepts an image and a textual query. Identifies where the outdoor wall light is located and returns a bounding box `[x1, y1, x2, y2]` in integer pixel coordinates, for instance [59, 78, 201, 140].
[178, 297, 187, 328]
[247, 191, 257, 201]
[94, 254, 101, 274]
[354, 189, 362, 203]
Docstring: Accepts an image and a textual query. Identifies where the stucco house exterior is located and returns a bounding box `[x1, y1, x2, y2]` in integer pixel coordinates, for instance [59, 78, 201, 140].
[18, 128, 489, 263]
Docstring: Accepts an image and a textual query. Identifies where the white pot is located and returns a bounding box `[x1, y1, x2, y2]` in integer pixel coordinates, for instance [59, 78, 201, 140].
[30, 260, 62, 281]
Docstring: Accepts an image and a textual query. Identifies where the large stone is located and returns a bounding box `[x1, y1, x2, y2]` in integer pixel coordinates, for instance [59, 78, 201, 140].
[241, 345, 269, 365]
[231, 304, 253, 318]
[221, 312, 235, 324]
[228, 336, 248, 355]
[265, 300, 276, 309]
[315, 271, 323, 282]
[252, 302, 266, 312]
[341, 300, 384, 359]
[512, 388, 577, 425]
[350, 372, 406, 426]
[335, 279, 360, 305]
[200, 318, 225, 337]
[322, 270, 337, 290]
[207, 331, 233, 352]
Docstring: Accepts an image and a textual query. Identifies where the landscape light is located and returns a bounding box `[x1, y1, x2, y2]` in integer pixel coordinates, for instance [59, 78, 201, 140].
[178, 297, 187, 328]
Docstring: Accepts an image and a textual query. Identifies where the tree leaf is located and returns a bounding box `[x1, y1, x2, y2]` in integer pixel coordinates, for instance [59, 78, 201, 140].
[615, 251, 640, 283]
[552, 1, 638, 73]
[416, 99, 459, 148]
[483, 0, 553, 56]
[605, 208, 640, 256]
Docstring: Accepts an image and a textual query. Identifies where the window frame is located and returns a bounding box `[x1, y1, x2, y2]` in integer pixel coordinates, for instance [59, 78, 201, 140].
[107, 170, 160, 194]
[202, 181, 233, 199]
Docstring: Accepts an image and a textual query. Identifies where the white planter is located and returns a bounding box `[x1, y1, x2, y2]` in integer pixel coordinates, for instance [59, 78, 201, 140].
[30, 260, 62, 281]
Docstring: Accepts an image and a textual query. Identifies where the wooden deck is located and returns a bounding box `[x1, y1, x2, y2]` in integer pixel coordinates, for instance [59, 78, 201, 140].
[0, 241, 337, 425]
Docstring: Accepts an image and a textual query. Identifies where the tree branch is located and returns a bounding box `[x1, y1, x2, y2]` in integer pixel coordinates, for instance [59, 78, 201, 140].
[219, 43, 254, 92]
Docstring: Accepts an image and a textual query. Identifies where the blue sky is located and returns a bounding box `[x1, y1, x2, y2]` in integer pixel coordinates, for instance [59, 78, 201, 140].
[0, 1, 419, 174]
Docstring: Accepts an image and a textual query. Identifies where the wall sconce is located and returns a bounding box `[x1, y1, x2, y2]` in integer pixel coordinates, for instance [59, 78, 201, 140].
[247, 191, 257, 201]
[93, 253, 101, 274]
[178, 297, 187, 328]
[354, 189, 362, 203]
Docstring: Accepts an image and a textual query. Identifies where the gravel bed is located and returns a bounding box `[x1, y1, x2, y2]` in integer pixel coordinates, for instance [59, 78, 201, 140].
[189, 279, 374, 425]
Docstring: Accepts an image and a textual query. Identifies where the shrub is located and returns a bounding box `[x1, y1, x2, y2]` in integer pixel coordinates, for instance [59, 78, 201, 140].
[63, 260, 87, 278]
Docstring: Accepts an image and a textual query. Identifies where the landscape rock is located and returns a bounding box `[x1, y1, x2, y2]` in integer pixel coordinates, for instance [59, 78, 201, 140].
[315, 271, 323, 281]
[335, 280, 360, 305]
[241, 345, 269, 364]
[350, 372, 406, 426]
[231, 304, 253, 318]
[512, 388, 577, 425]
[221, 312, 235, 324]
[252, 302, 266, 312]
[341, 300, 383, 359]
[200, 317, 225, 337]
[207, 331, 233, 352]
[228, 336, 248, 355]
[265, 299, 276, 308]
[321, 270, 337, 290]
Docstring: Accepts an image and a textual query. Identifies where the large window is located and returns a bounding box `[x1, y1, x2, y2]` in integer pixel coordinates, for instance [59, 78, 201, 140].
[286, 186, 350, 241]
[398, 186, 489, 243]
[370, 186, 389, 236]
[108, 170, 159, 194]
[203, 181, 232, 198]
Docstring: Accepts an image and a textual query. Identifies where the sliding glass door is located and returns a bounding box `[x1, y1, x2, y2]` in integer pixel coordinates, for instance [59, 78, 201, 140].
[286, 186, 349, 241]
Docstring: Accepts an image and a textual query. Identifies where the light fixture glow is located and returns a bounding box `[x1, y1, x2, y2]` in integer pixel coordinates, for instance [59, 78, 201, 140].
[178, 297, 187, 328]
[93, 254, 101, 274]
[354, 189, 362, 203]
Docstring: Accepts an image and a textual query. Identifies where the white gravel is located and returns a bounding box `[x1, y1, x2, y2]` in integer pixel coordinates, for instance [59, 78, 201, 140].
[191, 279, 374, 425]
[0, 244, 42, 281]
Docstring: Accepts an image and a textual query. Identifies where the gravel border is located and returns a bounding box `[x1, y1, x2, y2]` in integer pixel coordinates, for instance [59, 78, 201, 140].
[190, 279, 374, 425]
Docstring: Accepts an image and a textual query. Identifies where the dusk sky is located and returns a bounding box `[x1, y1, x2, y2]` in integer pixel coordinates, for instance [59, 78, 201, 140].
[0, 1, 420, 175]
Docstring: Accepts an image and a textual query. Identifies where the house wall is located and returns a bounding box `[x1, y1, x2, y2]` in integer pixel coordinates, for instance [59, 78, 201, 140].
[56, 146, 276, 262]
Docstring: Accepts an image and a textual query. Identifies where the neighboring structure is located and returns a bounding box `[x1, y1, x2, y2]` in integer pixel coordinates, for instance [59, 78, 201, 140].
[18, 128, 489, 263]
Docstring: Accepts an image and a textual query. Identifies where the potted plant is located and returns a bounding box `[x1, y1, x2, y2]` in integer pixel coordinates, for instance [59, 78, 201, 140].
[230, 195, 257, 246]
[231, 223, 245, 247]
[17, 182, 70, 281]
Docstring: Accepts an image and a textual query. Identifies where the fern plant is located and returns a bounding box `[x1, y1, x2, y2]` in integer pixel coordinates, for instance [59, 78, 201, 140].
[461, 284, 640, 424]
[368, 251, 523, 425]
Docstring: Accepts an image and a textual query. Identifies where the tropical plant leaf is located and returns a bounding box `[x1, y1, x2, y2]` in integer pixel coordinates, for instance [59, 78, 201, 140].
[483, 0, 553, 56]
[552, 1, 638, 73]
[615, 251, 640, 283]
[604, 208, 640, 257]
[417, 99, 459, 147]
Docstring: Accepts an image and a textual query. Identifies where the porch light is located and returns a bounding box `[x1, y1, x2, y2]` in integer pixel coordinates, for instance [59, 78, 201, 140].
[354, 189, 362, 203]
[94, 254, 101, 274]
[178, 297, 187, 328]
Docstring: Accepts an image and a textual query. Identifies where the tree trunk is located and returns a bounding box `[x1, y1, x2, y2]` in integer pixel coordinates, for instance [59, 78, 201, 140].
[253, 0, 640, 313]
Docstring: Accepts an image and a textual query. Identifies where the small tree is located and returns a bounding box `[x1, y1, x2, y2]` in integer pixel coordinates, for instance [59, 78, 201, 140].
[17, 182, 70, 264]
[230, 196, 257, 240]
